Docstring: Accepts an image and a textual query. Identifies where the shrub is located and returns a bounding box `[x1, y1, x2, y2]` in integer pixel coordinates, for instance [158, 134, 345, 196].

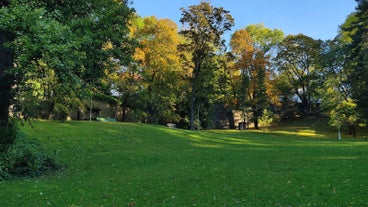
[0, 158, 10, 180]
[259, 108, 274, 131]
[0, 119, 18, 153]
[0, 127, 61, 180]
[54, 103, 70, 121]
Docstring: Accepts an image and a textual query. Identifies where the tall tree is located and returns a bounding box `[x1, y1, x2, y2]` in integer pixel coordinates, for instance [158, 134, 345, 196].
[230, 26, 283, 129]
[244, 24, 284, 106]
[0, 0, 135, 131]
[230, 29, 268, 129]
[178, 1, 234, 130]
[0, 1, 13, 129]
[319, 29, 358, 138]
[275, 34, 323, 116]
[0, 30, 13, 128]
[344, 0, 368, 118]
[244, 23, 284, 53]
[230, 29, 256, 128]
[129, 16, 183, 124]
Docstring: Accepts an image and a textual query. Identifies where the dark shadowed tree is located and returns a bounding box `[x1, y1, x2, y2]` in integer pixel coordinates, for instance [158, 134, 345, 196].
[319, 37, 358, 139]
[344, 0, 368, 118]
[0, 30, 13, 129]
[275, 34, 323, 116]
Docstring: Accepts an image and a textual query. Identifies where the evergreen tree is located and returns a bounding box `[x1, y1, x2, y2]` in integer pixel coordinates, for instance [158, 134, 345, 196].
[345, 0, 368, 118]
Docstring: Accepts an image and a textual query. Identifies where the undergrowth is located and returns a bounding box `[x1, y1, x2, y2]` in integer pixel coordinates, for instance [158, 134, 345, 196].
[0, 120, 60, 180]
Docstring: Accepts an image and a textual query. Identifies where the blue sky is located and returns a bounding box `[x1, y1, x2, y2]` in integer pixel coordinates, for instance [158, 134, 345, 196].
[130, 0, 357, 41]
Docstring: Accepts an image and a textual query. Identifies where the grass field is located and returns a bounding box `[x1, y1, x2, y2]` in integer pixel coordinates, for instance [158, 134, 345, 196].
[1, 121, 368, 206]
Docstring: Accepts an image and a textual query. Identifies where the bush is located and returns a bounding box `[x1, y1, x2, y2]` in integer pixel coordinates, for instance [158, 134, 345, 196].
[0, 119, 18, 153]
[259, 109, 274, 131]
[54, 103, 70, 121]
[0, 128, 60, 180]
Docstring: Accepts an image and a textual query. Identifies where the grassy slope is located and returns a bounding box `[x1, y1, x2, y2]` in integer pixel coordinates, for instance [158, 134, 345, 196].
[1, 121, 368, 206]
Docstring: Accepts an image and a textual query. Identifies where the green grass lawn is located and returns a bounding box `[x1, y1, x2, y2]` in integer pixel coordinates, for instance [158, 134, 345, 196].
[1, 121, 368, 206]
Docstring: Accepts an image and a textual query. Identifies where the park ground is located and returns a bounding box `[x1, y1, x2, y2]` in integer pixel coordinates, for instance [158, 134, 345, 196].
[0, 120, 368, 206]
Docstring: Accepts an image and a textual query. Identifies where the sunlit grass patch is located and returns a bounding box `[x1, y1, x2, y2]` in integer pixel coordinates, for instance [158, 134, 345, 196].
[269, 128, 326, 138]
[1, 121, 368, 206]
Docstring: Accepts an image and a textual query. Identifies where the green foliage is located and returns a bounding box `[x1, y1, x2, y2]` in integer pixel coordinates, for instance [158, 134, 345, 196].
[54, 103, 70, 121]
[259, 108, 274, 130]
[328, 98, 358, 128]
[179, 1, 234, 129]
[0, 0, 136, 122]
[0, 134, 60, 180]
[0, 119, 18, 153]
[319, 54, 358, 131]
[274, 73, 298, 119]
[230, 27, 276, 128]
[344, 0, 368, 118]
[0, 122, 60, 180]
[275, 34, 323, 116]
[244, 23, 284, 53]
[339, 12, 358, 43]
[128, 16, 184, 124]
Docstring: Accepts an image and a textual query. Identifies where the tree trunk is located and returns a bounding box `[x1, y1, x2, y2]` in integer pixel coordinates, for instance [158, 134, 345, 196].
[252, 105, 259, 130]
[189, 74, 198, 130]
[348, 124, 356, 137]
[189, 95, 195, 130]
[121, 95, 128, 122]
[254, 119, 259, 129]
[0, 30, 13, 128]
[121, 101, 127, 122]
[47, 100, 55, 120]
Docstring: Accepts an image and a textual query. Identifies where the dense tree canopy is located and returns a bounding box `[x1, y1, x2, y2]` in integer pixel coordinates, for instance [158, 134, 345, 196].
[178, 1, 234, 130]
[0, 0, 136, 151]
[0, 0, 135, 123]
[0, 0, 366, 136]
[230, 25, 284, 129]
[275, 34, 323, 116]
[127, 16, 184, 124]
[344, 0, 368, 118]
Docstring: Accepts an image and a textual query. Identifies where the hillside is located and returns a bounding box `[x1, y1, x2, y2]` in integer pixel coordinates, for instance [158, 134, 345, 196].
[0, 121, 367, 206]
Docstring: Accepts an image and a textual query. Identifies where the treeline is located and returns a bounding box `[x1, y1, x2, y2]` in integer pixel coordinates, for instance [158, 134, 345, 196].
[1, 0, 367, 131]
